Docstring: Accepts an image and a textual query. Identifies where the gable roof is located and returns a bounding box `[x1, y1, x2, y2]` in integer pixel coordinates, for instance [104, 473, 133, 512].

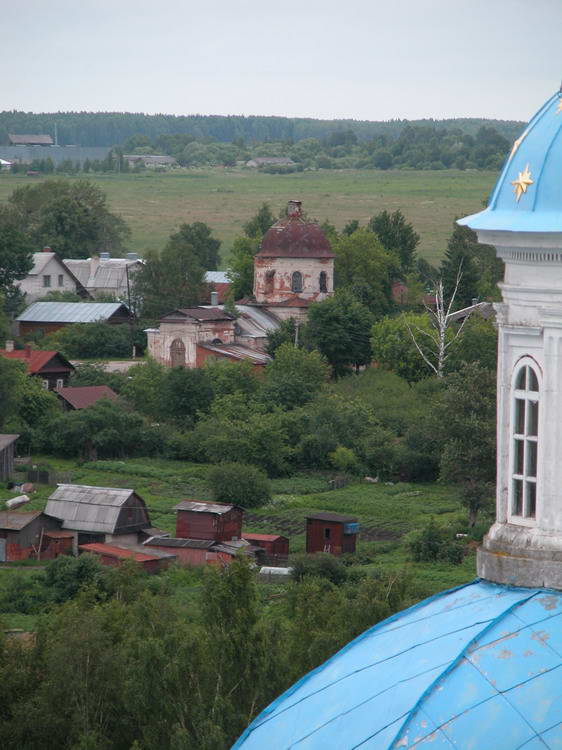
[46, 484, 148, 534]
[242, 533, 288, 543]
[0, 510, 43, 530]
[64, 258, 143, 290]
[16, 301, 130, 324]
[56, 385, 118, 410]
[173, 500, 242, 515]
[0, 349, 74, 375]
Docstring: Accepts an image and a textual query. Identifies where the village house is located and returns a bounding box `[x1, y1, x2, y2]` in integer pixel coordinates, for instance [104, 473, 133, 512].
[0, 345, 74, 390]
[305, 512, 359, 556]
[56, 385, 118, 411]
[15, 301, 133, 337]
[15, 249, 90, 302]
[246, 157, 296, 168]
[64, 253, 143, 300]
[0, 435, 19, 481]
[147, 200, 334, 369]
[44, 484, 151, 549]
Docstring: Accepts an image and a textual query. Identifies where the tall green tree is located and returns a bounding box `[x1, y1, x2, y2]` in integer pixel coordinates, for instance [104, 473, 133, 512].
[369, 209, 419, 273]
[8, 179, 130, 259]
[262, 342, 328, 409]
[307, 291, 374, 376]
[0, 206, 34, 297]
[439, 225, 480, 310]
[243, 202, 276, 238]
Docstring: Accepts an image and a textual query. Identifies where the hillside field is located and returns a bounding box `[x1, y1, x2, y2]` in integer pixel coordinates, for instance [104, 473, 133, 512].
[0, 168, 496, 265]
[0, 456, 478, 629]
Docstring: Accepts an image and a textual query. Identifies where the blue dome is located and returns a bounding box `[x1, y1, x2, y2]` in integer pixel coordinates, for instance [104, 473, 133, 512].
[233, 580, 562, 749]
[460, 92, 562, 233]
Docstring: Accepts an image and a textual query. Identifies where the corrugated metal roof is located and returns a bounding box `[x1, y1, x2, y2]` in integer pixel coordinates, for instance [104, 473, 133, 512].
[233, 580, 562, 749]
[56, 385, 118, 410]
[0, 510, 42, 530]
[173, 500, 240, 515]
[45, 484, 142, 534]
[17, 301, 129, 323]
[205, 271, 230, 284]
[144, 537, 215, 549]
[198, 342, 271, 365]
[0, 434, 19, 451]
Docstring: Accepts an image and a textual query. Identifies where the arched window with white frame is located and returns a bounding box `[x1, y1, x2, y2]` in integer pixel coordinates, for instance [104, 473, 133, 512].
[511, 359, 540, 521]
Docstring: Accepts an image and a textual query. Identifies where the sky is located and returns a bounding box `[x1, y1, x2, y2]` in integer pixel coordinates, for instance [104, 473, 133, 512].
[3, 0, 562, 122]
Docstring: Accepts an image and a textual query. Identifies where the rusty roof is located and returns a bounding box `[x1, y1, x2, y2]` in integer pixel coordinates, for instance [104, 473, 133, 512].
[44, 530, 74, 539]
[242, 533, 288, 542]
[0, 510, 43, 530]
[162, 307, 234, 323]
[56, 385, 118, 410]
[306, 512, 358, 523]
[257, 213, 334, 259]
[173, 500, 242, 515]
[80, 542, 175, 562]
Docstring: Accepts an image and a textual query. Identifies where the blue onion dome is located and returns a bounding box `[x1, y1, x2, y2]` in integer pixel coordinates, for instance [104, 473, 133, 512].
[233, 580, 562, 749]
[460, 91, 562, 232]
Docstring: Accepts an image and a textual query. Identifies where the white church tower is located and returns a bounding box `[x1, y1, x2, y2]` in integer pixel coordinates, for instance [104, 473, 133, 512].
[460, 89, 562, 589]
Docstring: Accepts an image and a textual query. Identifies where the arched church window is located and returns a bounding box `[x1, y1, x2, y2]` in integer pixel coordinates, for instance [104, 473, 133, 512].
[291, 271, 303, 293]
[265, 270, 275, 294]
[511, 360, 540, 520]
[319, 271, 327, 292]
[170, 338, 186, 368]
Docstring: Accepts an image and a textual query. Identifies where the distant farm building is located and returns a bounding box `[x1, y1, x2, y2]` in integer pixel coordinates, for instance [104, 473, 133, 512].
[0, 435, 19, 481]
[306, 512, 359, 556]
[8, 134, 53, 146]
[56, 385, 118, 411]
[45, 484, 151, 547]
[0, 346, 74, 390]
[173, 500, 243, 542]
[16, 301, 133, 336]
[0, 142, 111, 166]
[64, 254, 143, 300]
[246, 157, 296, 168]
[16, 249, 90, 302]
[123, 154, 177, 169]
[79, 542, 176, 573]
[241, 533, 289, 562]
[0, 511, 61, 562]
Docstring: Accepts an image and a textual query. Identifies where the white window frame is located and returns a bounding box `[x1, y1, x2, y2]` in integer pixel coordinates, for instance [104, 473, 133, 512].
[509, 358, 540, 526]
[41, 379, 50, 390]
[56, 378, 64, 389]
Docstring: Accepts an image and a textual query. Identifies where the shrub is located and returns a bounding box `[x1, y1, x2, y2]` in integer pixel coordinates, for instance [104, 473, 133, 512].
[328, 445, 358, 474]
[290, 553, 348, 585]
[209, 462, 271, 508]
[407, 518, 464, 565]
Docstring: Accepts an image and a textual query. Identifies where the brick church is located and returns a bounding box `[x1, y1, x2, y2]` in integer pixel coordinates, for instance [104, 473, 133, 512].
[147, 200, 334, 369]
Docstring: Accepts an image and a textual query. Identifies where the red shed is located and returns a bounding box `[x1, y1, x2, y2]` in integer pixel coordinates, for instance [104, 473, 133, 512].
[79, 542, 176, 573]
[241, 533, 289, 562]
[143, 537, 216, 566]
[173, 500, 243, 543]
[305, 512, 359, 556]
[41, 530, 74, 560]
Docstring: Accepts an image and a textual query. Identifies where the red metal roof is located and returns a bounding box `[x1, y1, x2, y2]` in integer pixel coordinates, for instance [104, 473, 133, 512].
[80, 542, 168, 562]
[242, 533, 287, 542]
[56, 385, 118, 409]
[257, 216, 334, 259]
[0, 349, 73, 375]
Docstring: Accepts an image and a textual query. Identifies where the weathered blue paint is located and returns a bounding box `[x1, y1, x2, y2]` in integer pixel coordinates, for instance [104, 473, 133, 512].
[232, 580, 562, 749]
[459, 92, 562, 233]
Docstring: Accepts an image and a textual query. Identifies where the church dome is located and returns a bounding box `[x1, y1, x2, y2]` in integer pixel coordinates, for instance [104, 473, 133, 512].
[257, 200, 335, 258]
[460, 91, 562, 233]
[233, 580, 562, 749]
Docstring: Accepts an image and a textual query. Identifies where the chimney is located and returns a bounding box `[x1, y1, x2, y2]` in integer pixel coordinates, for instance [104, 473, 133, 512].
[287, 199, 302, 218]
[5, 340, 14, 352]
[210, 291, 219, 306]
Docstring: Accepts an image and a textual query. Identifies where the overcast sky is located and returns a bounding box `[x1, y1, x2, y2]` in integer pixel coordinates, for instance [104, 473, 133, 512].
[3, 0, 562, 122]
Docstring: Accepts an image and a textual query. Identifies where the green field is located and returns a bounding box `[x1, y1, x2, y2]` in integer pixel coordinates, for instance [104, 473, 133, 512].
[0, 455, 477, 628]
[0, 168, 496, 265]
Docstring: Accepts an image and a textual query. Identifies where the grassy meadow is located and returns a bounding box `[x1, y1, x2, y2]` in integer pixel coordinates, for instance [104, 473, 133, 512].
[0, 456, 477, 630]
[0, 168, 496, 265]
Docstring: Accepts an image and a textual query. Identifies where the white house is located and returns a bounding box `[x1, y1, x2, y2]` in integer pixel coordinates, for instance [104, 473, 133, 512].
[16, 250, 89, 302]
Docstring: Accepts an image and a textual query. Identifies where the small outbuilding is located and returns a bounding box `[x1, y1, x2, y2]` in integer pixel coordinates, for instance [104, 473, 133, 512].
[45, 484, 151, 547]
[0, 435, 19, 481]
[173, 500, 243, 542]
[305, 512, 360, 556]
[0, 510, 61, 562]
[56, 385, 118, 411]
[241, 533, 289, 562]
[79, 542, 176, 573]
[16, 301, 133, 337]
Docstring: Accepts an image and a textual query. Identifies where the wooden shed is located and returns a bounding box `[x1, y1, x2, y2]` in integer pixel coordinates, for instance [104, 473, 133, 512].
[0, 434, 19, 481]
[79, 542, 176, 574]
[241, 533, 289, 563]
[173, 500, 243, 543]
[305, 512, 360, 556]
[0, 511, 62, 562]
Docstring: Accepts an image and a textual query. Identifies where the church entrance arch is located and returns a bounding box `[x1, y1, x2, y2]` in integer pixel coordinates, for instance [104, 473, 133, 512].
[170, 338, 186, 368]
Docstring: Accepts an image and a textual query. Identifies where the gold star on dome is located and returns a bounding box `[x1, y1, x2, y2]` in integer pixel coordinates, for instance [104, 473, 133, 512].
[512, 164, 534, 202]
[557, 98, 562, 114]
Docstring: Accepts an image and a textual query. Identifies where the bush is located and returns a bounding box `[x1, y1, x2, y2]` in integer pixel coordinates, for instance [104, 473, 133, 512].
[209, 462, 271, 508]
[407, 518, 464, 564]
[41, 322, 134, 359]
[328, 445, 358, 474]
[290, 553, 348, 585]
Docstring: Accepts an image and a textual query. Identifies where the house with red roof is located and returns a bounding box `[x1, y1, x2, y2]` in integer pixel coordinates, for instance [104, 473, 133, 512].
[0, 345, 74, 390]
[56, 385, 118, 411]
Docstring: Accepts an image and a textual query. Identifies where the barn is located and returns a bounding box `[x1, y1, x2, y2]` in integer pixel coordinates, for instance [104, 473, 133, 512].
[305, 512, 359, 556]
[173, 500, 243, 542]
[45, 484, 151, 547]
